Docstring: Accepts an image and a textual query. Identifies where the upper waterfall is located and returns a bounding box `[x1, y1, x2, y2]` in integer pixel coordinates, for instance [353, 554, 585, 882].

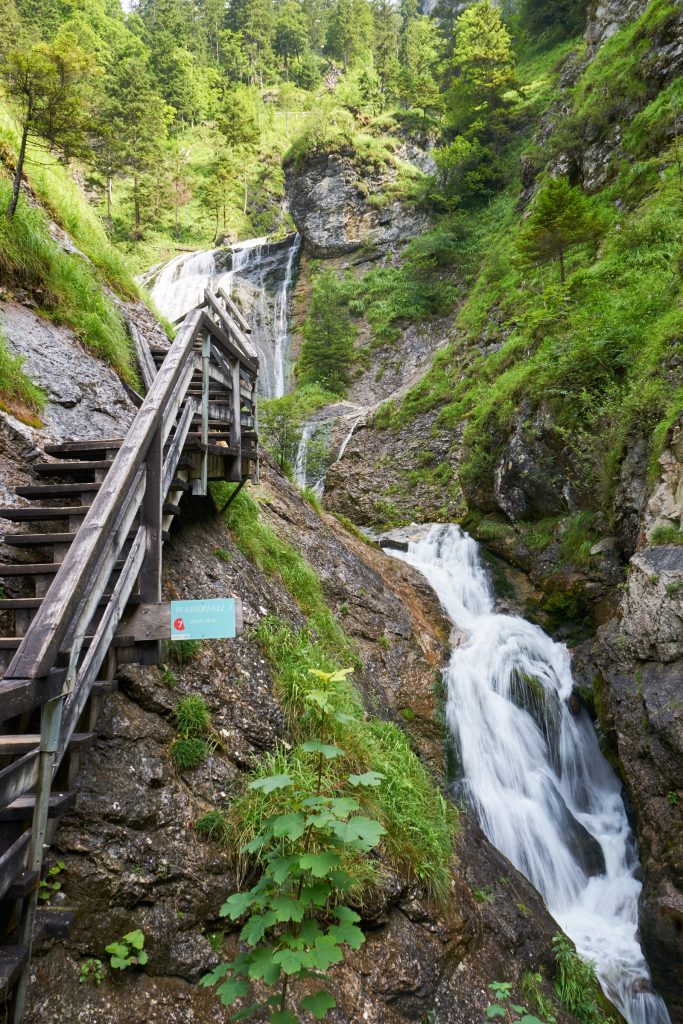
[142, 234, 301, 399]
[387, 525, 671, 1024]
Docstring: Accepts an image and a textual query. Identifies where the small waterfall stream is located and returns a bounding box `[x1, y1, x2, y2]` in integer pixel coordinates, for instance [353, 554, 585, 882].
[143, 235, 301, 399]
[387, 524, 670, 1024]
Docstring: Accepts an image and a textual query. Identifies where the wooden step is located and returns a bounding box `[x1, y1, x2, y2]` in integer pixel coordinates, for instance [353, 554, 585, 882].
[2, 529, 169, 550]
[43, 439, 124, 456]
[34, 461, 113, 475]
[0, 733, 96, 756]
[0, 791, 75, 822]
[0, 671, 66, 723]
[0, 506, 92, 522]
[0, 557, 125, 578]
[15, 483, 101, 499]
[0, 593, 142, 611]
[5, 870, 39, 899]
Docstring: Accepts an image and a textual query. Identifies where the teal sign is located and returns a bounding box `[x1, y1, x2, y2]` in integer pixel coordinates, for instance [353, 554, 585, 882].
[170, 599, 236, 640]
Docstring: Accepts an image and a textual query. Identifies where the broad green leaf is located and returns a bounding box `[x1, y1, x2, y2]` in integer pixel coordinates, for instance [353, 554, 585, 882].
[333, 711, 356, 724]
[301, 741, 345, 760]
[511, 1006, 527, 1015]
[269, 1012, 299, 1024]
[123, 929, 145, 950]
[328, 870, 353, 891]
[486, 1007, 506, 1019]
[332, 816, 386, 851]
[328, 797, 360, 816]
[240, 914, 269, 946]
[242, 832, 273, 855]
[334, 905, 361, 924]
[297, 920, 325, 945]
[109, 956, 130, 970]
[269, 895, 305, 922]
[220, 891, 253, 920]
[199, 963, 230, 987]
[232, 1004, 262, 1021]
[299, 852, 341, 878]
[247, 947, 281, 985]
[300, 991, 337, 1019]
[271, 813, 307, 841]
[267, 856, 301, 885]
[519, 1016, 546, 1024]
[137, 950, 149, 966]
[216, 977, 249, 1007]
[304, 691, 333, 712]
[308, 937, 343, 972]
[105, 943, 128, 958]
[347, 771, 385, 787]
[328, 922, 364, 950]
[249, 774, 293, 793]
[328, 668, 354, 682]
[272, 948, 305, 975]
[304, 811, 336, 830]
[300, 882, 331, 907]
[301, 796, 327, 808]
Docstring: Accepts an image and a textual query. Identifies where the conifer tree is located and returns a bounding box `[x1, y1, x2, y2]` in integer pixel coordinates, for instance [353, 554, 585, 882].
[517, 177, 600, 284]
[298, 272, 356, 395]
[326, 0, 374, 72]
[3, 33, 95, 218]
[398, 16, 442, 114]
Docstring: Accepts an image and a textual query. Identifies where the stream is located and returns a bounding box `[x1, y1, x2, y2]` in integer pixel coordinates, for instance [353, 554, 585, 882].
[386, 524, 671, 1024]
[142, 234, 301, 398]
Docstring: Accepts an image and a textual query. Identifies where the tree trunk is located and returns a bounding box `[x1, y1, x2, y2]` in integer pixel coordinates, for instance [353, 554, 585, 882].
[7, 120, 30, 220]
[133, 175, 141, 232]
[106, 176, 113, 233]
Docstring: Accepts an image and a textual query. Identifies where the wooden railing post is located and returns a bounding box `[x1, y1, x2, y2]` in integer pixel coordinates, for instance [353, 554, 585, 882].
[11, 692, 65, 1024]
[139, 425, 163, 662]
[231, 356, 242, 482]
[200, 334, 211, 496]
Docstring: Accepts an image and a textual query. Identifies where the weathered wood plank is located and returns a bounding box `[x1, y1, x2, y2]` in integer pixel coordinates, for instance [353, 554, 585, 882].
[115, 598, 244, 640]
[0, 752, 39, 813]
[0, 833, 30, 901]
[127, 316, 157, 392]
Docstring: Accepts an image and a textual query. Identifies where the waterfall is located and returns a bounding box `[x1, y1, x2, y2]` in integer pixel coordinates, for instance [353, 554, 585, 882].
[336, 416, 362, 462]
[144, 234, 300, 399]
[387, 524, 670, 1024]
[294, 421, 325, 497]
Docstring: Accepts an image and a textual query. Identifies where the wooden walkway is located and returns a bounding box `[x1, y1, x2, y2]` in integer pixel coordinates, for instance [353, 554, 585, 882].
[0, 289, 259, 1022]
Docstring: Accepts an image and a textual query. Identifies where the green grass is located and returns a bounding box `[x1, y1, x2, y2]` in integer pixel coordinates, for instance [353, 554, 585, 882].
[0, 177, 138, 384]
[0, 326, 46, 425]
[174, 695, 212, 738]
[164, 638, 201, 664]
[552, 935, 609, 1024]
[195, 810, 230, 844]
[212, 484, 355, 659]
[650, 524, 683, 545]
[0, 100, 137, 300]
[171, 737, 208, 771]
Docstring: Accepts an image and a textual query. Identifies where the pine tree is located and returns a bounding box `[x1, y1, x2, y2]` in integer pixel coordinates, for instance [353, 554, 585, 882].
[449, 0, 515, 113]
[326, 0, 374, 72]
[3, 32, 95, 218]
[517, 177, 600, 284]
[398, 16, 442, 114]
[274, 1, 310, 78]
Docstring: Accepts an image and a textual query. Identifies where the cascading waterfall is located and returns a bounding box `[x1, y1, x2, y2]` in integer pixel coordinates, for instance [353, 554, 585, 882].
[336, 416, 362, 462]
[387, 524, 670, 1024]
[144, 234, 300, 399]
[294, 422, 319, 494]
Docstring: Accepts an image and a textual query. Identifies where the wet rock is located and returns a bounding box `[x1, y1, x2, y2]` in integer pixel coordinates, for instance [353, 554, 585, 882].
[286, 152, 430, 259]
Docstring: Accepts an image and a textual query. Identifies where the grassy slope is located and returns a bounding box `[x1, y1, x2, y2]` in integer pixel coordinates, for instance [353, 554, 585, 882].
[369, 3, 683, 536]
[0, 98, 139, 390]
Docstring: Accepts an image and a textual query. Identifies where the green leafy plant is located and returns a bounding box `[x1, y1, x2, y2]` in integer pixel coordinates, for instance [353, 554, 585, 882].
[79, 958, 105, 986]
[105, 929, 148, 971]
[666, 791, 679, 807]
[160, 665, 177, 687]
[38, 859, 65, 903]
[472, 884, 495, 905]
[201, 668, 386, 1022]
[165, 638, 201, 664]
[521, 971, 557, 1024]
[484, 981, 547, 1024]
[551, 935, 607, 1024]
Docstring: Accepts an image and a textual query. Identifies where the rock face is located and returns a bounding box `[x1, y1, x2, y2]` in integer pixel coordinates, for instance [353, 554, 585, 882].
[286, 152, 430, 258]
[594, 422, 683, 1021]
[585, 0, 651, 49]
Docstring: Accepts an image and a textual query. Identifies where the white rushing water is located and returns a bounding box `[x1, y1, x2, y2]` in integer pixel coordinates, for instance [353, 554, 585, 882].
[294, 422, 323, 496]
[388, 524, 670, 1024]
[146, 235, 300, 398]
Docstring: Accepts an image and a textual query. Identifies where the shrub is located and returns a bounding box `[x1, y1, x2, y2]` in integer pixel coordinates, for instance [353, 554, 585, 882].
[174, 695, 211, 738]
[165, 638, 201, 664]
[552, 935, 607, 1024]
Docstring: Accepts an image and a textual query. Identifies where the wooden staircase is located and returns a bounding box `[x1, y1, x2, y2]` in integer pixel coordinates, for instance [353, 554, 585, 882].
[0, 289, 259, 1022]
